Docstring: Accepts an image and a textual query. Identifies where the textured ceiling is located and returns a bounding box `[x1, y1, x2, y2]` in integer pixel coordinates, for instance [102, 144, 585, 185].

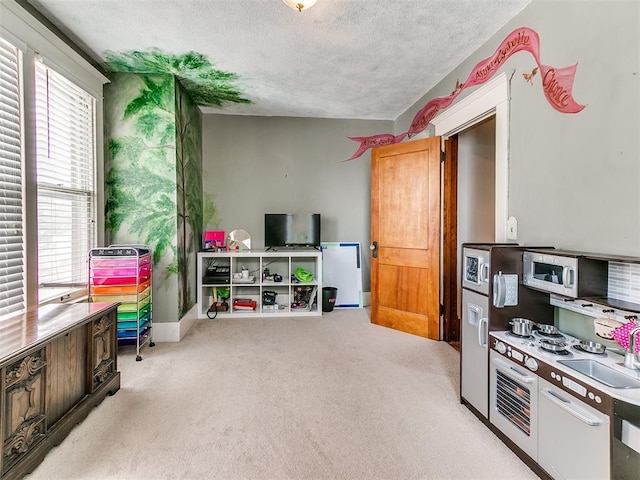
[25, 0, 531, 120]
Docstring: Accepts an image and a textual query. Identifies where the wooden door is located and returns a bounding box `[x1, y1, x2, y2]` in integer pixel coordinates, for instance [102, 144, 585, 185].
[370, 137, 441, 339]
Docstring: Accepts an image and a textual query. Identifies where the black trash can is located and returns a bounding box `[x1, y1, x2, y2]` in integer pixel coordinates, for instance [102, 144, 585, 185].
[322, 287, 338, 312]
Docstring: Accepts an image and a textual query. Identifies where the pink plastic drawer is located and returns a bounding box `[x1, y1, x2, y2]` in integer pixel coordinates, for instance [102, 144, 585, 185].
[91, 264, 151, 277]
[91, 276, 139, 285]
[90, 254, 151, 268]
[90, 266, 151, 285]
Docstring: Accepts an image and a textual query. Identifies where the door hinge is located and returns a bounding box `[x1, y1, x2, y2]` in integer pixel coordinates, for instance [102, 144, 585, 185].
[440, 304, 445, 316]
[440, 150, 446, 162]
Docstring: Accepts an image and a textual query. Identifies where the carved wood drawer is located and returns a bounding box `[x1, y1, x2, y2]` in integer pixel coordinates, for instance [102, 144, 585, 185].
[92, 314, 116, 390]
[2, 349, 47, 474]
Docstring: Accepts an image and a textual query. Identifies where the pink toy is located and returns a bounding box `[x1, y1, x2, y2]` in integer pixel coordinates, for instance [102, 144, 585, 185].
[612, 319, 640, 353]
[203, 231, 225, 249]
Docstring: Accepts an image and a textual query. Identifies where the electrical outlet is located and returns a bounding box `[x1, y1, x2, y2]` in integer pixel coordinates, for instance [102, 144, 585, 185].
[507, 216, 518, 240]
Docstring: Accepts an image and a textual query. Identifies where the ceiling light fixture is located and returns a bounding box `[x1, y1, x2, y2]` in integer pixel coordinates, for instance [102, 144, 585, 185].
[281, 0, 318, 12]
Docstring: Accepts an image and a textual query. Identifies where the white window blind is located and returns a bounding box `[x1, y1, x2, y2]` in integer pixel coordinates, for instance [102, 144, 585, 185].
[0, 37, 25, 319]
[35, 60, 96, 303]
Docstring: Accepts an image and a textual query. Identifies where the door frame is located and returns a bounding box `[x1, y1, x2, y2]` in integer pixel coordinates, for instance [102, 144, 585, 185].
[432, 72, 510, 342]
[442, 137, 458, 342]
[431, 72, 510, 243]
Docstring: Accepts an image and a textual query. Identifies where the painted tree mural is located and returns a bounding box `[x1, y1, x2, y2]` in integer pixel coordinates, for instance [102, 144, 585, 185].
[104, 49, 251, 107]
[104, 50, 250, 319]
[105, 74, 177, 267]
[175, 82, 202, 315]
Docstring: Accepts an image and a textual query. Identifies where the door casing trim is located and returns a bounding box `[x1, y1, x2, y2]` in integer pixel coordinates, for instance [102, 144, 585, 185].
[431, 71, 510, 242]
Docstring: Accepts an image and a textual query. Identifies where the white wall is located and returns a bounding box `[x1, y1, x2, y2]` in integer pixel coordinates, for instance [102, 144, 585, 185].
[396, 0, 640, 257]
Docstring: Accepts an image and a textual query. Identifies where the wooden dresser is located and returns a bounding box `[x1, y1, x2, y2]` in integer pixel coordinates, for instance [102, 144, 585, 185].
[0, 302, 120, 479]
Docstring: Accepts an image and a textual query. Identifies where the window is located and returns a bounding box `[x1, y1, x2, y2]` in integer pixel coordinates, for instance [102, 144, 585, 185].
[0, 37, 25, 319]
[35, 60, 96, 303]
[0, 2, 106, 317]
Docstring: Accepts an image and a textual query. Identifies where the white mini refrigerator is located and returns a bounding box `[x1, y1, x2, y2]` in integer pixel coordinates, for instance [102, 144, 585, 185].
[459, 244, 552, 421]
[461, 245, 492, 419]
[461, 287, 490, 417]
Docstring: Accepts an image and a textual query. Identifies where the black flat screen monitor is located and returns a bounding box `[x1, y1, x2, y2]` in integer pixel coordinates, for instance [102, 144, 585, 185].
[265, 213, 321, 248]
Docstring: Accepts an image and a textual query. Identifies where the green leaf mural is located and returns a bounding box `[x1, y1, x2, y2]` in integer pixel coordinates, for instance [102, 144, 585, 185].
[105, 74, 179, 318]
[104, 75, 177, 267]
[104, 48, 251, 107]
[104, 49, 247, 319]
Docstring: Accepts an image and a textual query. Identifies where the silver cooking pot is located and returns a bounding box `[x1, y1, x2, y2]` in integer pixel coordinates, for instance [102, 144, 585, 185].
[509, 318, 534, 337]
[579, 340, 607, 354]
[536, 323, 560, 335]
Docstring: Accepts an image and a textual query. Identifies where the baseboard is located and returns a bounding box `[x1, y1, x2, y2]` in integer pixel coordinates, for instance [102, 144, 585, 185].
[150, 297, 370, 341]
[363, 292, 371, 307]
[152, 305, 198, 342]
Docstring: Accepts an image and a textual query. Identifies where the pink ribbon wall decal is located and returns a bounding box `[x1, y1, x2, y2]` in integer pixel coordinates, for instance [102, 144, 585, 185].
[406, 95, 459, 137]
[345, 133, 408, 161]
[539, 63, 585, 113]
[462, 27, 540, 91]
[346, 26, 585, 160]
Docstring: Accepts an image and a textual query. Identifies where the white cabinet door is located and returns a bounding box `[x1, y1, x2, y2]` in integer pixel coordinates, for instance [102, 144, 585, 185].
[538, 378, 610, 480]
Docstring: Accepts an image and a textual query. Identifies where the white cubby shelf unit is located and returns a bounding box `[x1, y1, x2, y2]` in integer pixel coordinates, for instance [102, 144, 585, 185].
[197, 250, 323, 318]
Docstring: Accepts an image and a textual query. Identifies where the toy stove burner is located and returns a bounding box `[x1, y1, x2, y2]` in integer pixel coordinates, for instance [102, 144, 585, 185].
[572, 343, 607, 356]
[534, 330, 566, 340]
[506, 331, 534, 341]
[539, 338, 572, 356]
[539, 347, 572, 356]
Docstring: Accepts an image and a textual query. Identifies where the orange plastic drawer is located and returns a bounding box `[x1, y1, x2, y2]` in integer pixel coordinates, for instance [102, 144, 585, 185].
[89, 279, 151, 295]
[90, 287, 150, 304]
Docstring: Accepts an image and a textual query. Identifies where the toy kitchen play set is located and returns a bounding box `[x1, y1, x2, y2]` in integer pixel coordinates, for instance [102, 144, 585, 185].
[461, 244, 640, 480]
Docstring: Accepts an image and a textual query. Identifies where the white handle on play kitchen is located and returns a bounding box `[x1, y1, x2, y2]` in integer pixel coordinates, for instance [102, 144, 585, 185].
[478, 317, 488, 348]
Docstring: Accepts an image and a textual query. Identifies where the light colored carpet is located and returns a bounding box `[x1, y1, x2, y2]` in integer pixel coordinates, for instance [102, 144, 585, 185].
[29, 308, 537, 480]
